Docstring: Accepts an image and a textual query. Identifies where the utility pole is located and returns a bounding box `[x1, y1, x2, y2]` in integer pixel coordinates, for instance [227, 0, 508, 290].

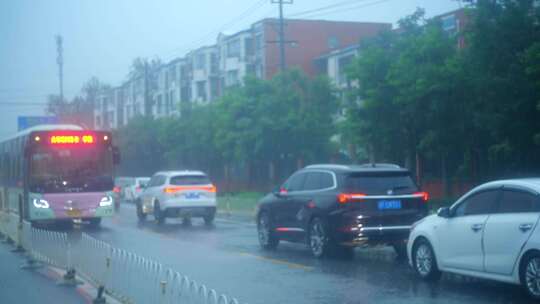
[56, 35, 64, 102]
[271, 0, 293, 72]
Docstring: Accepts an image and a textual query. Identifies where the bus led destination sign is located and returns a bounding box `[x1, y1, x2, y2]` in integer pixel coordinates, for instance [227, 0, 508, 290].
[49, 135, 94, 144]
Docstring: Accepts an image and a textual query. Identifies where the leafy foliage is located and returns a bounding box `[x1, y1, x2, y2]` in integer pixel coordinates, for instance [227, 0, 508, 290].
[345, 1, 540, 182]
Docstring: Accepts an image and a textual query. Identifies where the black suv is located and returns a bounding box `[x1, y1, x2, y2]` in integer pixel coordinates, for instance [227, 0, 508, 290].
[256, 164, 429, 258]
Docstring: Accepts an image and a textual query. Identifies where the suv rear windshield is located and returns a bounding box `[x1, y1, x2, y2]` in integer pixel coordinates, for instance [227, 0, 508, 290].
[344, 172, 418, 195]
[170, 175, 211, 185]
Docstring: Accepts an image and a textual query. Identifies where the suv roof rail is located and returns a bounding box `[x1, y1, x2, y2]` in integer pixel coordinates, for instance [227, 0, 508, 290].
[357, 163, 401, 169]
[305, 164, 350, 170]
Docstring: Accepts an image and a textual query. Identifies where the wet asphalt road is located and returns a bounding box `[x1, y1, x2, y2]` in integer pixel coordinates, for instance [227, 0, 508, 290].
[68, 203, 534, 304]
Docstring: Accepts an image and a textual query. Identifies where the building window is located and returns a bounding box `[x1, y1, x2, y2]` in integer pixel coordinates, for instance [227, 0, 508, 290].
[245, 37, 254, 56]
[442, 15, 457, 33]
[170, 67, 177, 85]
[227, 39, 240, 58]
[210, 78, 220, 100]
[108, 111, 115, 127]
[227, 70, 239, 86]
[210, 53, 219, 74]
[181, 85, 191, 102]
[246, 64, 255, 76]
[157, 95, 162, 115]
[195, 53, 206, 70]
[168, 91, 174, 113]
[328, 36, 340, 49]
[255, 33, 263, 51]
[338, 55, 354, 86]
[197, 81, 207, 101]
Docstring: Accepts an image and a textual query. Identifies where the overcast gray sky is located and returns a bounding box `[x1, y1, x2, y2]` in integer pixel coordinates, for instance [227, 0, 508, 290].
[0, 0, 462, 138]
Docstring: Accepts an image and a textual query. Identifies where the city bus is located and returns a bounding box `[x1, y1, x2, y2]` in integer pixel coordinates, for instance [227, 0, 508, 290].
[0, 125, 120, 227]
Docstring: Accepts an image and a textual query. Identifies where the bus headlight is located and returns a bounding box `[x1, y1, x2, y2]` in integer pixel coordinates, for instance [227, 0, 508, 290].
[33, 198, 50, 209]
[99, 196, 113, 207]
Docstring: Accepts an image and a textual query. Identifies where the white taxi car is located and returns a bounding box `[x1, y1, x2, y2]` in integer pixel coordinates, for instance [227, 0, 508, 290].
[136, 171, 217, 225]
[408, 179, 540, 299]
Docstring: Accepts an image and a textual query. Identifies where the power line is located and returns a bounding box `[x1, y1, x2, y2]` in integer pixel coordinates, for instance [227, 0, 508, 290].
[293, 0, 392, 19]
[287, 0, 372, 18]
[163, 0, 268, 60]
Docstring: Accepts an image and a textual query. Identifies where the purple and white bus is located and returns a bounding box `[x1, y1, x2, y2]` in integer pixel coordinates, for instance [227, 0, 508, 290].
[0, 125, 120, 227]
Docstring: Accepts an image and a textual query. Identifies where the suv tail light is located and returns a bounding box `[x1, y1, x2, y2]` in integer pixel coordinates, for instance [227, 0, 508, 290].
[414, 191, 429, 202]
[337, 193, 366, 204]
[163, 185, 217, 194]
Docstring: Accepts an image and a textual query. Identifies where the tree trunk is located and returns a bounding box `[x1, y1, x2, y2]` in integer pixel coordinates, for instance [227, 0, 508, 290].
[224, 164, 229, 193]
[269, 161, 275, 184]
[416, 152, 422, 187]
[441, 154, 449, 198]
[368, 144, 375, 164]
[348, 144, 357, 164]
[297, 157, 304, 170]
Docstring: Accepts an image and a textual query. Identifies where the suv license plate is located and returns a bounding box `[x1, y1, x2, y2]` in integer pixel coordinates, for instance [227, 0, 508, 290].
[378, 200, 402, 210]
[185, 192, 200, 199]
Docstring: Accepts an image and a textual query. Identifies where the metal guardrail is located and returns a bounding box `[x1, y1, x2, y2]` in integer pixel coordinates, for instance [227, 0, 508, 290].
[0, 211, 244, 304]
[72, 234, 242, 304]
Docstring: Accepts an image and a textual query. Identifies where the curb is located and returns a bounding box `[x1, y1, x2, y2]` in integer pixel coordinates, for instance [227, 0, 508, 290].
[216, 210, 255, 223]
[39, 265, 122, 304]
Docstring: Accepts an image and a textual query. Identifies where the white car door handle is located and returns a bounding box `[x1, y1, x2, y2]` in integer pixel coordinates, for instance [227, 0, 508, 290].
[519, 223, 533, 232]
[471, 223, 483, 232]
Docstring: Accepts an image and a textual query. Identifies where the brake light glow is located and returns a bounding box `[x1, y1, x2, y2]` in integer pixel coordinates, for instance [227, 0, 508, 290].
[414, 191, 429, 202]
[163, 185, 217, 194]
[338, 193, 366, 204]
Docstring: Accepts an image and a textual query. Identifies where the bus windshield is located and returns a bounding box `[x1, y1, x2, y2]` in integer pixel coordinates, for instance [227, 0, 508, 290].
[29, 146, 113, 193]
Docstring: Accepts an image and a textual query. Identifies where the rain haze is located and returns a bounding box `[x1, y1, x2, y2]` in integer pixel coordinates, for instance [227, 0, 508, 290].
[0, 0, 459, 138]
[4, 1, 540, 303]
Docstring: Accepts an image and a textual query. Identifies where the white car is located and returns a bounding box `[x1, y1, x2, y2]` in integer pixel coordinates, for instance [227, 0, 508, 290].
[124, 177, 150, 202]
[136, 171, 217, 225]
[408, 179, 540, 299]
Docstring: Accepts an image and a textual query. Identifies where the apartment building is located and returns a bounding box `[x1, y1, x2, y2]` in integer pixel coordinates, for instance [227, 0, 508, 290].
[154, 58, 188, 118]
[253, 18, 390, 79]
[186, 45, 220, 104]
[317, 8, 469, 92]
[218, 29, 256, 89]
[92, 18, 398, 130]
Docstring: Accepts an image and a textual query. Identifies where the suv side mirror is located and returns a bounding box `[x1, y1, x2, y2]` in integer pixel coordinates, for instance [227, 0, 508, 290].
[437, 207, 451, 218]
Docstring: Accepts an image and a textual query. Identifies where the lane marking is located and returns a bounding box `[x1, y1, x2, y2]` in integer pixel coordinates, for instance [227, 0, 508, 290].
[238, 252, 313, 271]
